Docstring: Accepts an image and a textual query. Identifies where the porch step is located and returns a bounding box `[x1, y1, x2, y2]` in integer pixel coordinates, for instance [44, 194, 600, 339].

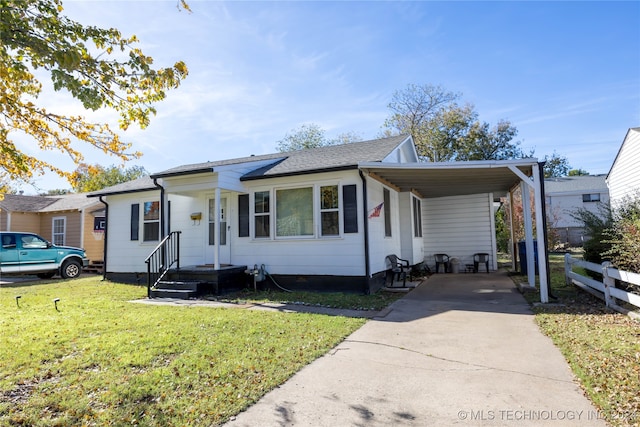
[150, 280, 202, 299]
[149, 288, 198, 299]
[83, 261, 104, 274]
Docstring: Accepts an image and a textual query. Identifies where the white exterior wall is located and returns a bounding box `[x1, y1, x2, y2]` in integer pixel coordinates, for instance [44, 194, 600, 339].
[232, 170, 367, 276]
[546, 191, 610, 228]
[423, 193, 496, 271]
[607, 129, 640, 209]
[104, 190, 161, 273]
[367, 178, 402, 276]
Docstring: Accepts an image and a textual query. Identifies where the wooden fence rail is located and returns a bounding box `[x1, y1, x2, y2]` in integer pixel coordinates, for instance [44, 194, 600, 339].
[564, 253, 640, 319]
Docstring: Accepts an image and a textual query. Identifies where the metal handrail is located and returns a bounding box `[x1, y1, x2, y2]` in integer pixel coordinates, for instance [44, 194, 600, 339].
[144, 231, 181, 298]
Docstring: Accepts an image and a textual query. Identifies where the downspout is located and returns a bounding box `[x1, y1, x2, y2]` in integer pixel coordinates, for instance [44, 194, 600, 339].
[152, 178, 166, 239]
[537, 161, 556, 299]
[359, 170, 371, 294]
[98, 196, 108, 280]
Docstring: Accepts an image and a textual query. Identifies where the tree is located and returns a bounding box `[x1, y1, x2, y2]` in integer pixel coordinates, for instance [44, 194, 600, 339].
[383, 83, 526, 162]
[0, 0, 188, 185]
[543, 152, 571, 178]
[568, 168, 589, 176]
[276, 123, 361, 152]
[70, 163, 148, 192]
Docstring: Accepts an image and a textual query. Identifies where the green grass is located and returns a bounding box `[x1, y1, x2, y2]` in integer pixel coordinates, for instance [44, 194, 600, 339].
[214, 288, 405, 311]
[0, 277, 367, 426]
[508, 253, 640, 427]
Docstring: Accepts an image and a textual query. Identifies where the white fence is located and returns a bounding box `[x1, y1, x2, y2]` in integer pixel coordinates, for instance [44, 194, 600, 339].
[564, 254, 640, 318]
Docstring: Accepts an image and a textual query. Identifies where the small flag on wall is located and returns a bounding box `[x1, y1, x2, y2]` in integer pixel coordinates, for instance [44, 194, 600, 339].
[368, 202, 383, 218]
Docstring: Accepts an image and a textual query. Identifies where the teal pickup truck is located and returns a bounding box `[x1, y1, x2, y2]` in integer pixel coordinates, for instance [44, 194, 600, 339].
[0, 232, 89, 279]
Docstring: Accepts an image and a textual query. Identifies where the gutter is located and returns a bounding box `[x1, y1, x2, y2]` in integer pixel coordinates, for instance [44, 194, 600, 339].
[98, 196, 108, 280]
[359, 170, 371, 294]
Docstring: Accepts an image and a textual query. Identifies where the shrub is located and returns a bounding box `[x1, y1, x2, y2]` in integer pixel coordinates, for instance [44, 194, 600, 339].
[603, 196, 640, 274]
[570, 203, 612, 279]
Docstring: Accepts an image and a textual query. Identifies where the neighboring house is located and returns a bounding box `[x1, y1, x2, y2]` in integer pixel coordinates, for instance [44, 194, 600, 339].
[89, 135, 551, 299]
[607, 127, 640, 209]
[0, 193, 105, 265]
[544, 175, 610, 246]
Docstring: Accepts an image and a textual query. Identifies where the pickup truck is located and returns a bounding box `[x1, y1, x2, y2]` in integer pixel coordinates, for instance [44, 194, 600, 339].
[0, 232, 89, 279]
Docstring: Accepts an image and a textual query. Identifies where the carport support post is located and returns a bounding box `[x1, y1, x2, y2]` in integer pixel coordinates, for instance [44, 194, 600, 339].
[532, 163, 549, 303]
[521, 182, 536, 289]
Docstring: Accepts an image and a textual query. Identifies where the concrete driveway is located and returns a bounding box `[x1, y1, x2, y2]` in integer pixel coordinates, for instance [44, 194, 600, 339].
[224, 271, 607, 427]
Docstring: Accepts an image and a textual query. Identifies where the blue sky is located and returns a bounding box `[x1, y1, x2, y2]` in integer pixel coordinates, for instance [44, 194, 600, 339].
[21, 0, 640, 193]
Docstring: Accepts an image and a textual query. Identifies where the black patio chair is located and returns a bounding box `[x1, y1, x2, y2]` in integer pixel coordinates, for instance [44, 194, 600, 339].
[385, 254, 411, 287]
[434, 253, 450, 273]
[473, 253, 490, 273]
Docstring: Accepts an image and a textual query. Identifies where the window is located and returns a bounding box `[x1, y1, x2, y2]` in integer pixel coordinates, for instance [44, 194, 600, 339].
[413, 197, 422, 237]
[320, 185, 339, 236]
[582, 193, 601, 203]
[276, 187, 313, 237]
[143, 201, 160, 242]
[208, 198, 227, 245]
[254, 191, 270, 238]
[383, 188, 392, 237]
[52, 217, 66, 246]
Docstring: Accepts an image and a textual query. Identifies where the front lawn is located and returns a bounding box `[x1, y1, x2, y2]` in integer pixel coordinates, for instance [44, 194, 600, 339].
[0, 277, 367, 426]
[510, 253, 640, 427]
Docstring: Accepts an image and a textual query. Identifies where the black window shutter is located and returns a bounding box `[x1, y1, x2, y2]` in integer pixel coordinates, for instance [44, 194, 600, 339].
[383, 188, 391, 237]
[343, 184, 358, 233]
[238, 194, 250, 237]
[130, 204, 139, 241]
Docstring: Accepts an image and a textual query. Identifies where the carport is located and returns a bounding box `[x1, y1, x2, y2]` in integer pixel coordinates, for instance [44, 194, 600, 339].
[358, 158, 550, 303]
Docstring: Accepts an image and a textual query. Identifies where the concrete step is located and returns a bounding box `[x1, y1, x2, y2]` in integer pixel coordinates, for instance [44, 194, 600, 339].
[149, 288, 198, 299]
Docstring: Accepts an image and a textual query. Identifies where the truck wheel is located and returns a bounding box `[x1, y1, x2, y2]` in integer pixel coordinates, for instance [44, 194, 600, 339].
[61, 259, 82, 279]
[37, 272, 56, 279]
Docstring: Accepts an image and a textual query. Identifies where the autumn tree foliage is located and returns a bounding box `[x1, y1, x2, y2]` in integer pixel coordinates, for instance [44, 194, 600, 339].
[70, 163, 148, 193]
[0, 0, 188, 188]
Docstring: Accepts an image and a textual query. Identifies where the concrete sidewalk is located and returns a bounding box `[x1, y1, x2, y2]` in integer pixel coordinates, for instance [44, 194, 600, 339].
[224, 271, 607, 427]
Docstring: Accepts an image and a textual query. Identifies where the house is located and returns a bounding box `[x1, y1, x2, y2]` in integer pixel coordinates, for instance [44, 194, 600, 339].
[607, 127, 640, 209]
[0, 193, 105, 267]
[544, 175, 610, 246]
[88, 135, 551, 301]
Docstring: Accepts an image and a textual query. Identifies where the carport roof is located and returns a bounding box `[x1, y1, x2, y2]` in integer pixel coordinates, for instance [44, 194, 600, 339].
[358, 159, 539, 199]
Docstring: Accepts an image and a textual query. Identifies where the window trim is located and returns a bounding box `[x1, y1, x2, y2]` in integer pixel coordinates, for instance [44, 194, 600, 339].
[412, 196, 423, 238]
[52, 216, 66, 246]
[142, 200, 161, 243]
[251, 182, 348, 240]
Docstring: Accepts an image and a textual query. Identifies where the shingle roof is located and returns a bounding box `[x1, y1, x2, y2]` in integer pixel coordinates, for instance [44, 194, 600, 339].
[87, 176, 157, 197]
[0, 193, 102, 213]
[242, 135, 410, 180]
[40, 193, 101, 212]
[544, 175, 608, 194]
[89, 135, 410, 196]
[150, 135, 409, 180]
[0, 194, 57, 212]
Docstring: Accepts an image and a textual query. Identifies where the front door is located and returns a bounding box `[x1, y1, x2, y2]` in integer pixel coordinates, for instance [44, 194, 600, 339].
[206, 196, 230, 265]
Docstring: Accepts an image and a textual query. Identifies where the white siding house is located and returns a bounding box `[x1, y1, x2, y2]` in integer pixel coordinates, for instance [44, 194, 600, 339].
[607, 127, 640, 209]
[89, 135, 550, 299]
[544, 175, 610, 245]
